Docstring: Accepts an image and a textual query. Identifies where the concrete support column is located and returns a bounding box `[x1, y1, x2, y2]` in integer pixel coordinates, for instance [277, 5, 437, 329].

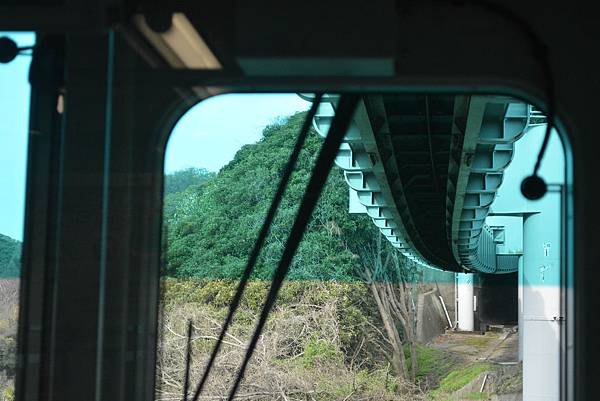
[457, 273, 474, 331]
[522, 196, 561, 401]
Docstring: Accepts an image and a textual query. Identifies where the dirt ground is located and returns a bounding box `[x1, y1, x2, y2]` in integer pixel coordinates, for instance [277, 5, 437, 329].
[428, 327, 522, 401]
[429, 327, 519, 364]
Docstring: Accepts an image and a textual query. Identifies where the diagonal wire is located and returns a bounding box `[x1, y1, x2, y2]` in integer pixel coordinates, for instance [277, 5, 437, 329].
[188, 93, 323, 401]
[225, 94, 360, 401]
[183, 320, 193, 401]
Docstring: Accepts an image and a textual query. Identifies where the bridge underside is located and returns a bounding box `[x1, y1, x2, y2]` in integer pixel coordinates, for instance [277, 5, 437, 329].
[313, 94, 529, 273]
[363, 95, 458, 269]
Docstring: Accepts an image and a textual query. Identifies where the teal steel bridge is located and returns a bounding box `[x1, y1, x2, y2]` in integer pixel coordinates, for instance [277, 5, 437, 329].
[307, 94, 542, 274]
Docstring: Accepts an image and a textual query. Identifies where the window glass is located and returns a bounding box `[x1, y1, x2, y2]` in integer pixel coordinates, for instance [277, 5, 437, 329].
[157, 94, 566, 401]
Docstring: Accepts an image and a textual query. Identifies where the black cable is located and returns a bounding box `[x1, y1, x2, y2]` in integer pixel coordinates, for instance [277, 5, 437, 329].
[446, 0, 555, 197]
[189, 93, 323, 401]
[533, 106, 553, 176]
[0, 37, 37, 63]
[474, 0, 556, 198]
[183, 320, 193, 401]
[226, 94, 360, 401]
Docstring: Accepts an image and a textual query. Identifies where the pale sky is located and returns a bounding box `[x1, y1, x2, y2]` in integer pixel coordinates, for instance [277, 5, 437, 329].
[0, 30, 310, 240]
[0, 32, 35, 241]
[165, 94, 310, 173]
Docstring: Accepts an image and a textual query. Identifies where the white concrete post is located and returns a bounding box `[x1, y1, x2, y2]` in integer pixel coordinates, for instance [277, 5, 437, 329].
[457, 273, 474, 331]
[518, 256, 524, 361]
[522, 195, 561, 401]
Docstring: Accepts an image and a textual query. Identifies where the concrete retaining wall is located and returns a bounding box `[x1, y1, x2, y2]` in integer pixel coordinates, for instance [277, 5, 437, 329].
[416, 289, 451, 343]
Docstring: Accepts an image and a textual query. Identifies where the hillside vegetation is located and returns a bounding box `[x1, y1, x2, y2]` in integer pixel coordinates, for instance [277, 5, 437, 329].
[162, 112, 378, 281]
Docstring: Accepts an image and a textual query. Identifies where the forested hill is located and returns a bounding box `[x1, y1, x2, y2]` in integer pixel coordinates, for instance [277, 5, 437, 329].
[163, 112, 381, 281]
[0, 234, 21, 278]
[163, 167, 216, 219]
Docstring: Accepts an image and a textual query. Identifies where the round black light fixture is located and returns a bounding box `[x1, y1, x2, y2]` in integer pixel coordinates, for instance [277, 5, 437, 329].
[0, 37, 19, 63]
[521, 174, 547, 200]
[145, 12, 173, 33]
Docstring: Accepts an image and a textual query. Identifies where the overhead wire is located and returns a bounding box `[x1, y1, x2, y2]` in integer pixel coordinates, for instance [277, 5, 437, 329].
[225, 94, 360, 401]
[188, 93, 323, 401]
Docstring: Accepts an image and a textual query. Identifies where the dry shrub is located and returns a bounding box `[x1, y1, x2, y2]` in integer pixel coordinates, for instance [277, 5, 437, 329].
[155, 280, 424, 401]
[0, 279, 18, 400]
[0, 280, 18, 337]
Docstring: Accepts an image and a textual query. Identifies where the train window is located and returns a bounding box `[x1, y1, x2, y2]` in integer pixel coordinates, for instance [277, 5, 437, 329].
[0, 32, 34, 400]
[158, 93, 569, 401]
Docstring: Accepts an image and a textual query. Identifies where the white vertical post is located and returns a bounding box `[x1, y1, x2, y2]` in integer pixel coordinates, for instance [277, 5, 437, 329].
[518, 256, 524, 361]
[522, 193, 561, 401]
[457, 273, 474, 331]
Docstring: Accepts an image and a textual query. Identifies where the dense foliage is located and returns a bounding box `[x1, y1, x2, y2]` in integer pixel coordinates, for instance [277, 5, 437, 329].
[164, 167, 215, 196]
[162, 112, 378, 280]
[0, 234, 20, 279]
[163, 168, 215, 220]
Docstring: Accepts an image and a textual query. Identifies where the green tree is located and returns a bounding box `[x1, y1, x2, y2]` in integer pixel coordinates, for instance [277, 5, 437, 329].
[164, 167, 215, 196]
[163, 112, 376, 281]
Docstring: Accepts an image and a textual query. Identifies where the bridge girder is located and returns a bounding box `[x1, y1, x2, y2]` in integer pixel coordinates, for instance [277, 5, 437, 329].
[313, 94, 529, 273]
